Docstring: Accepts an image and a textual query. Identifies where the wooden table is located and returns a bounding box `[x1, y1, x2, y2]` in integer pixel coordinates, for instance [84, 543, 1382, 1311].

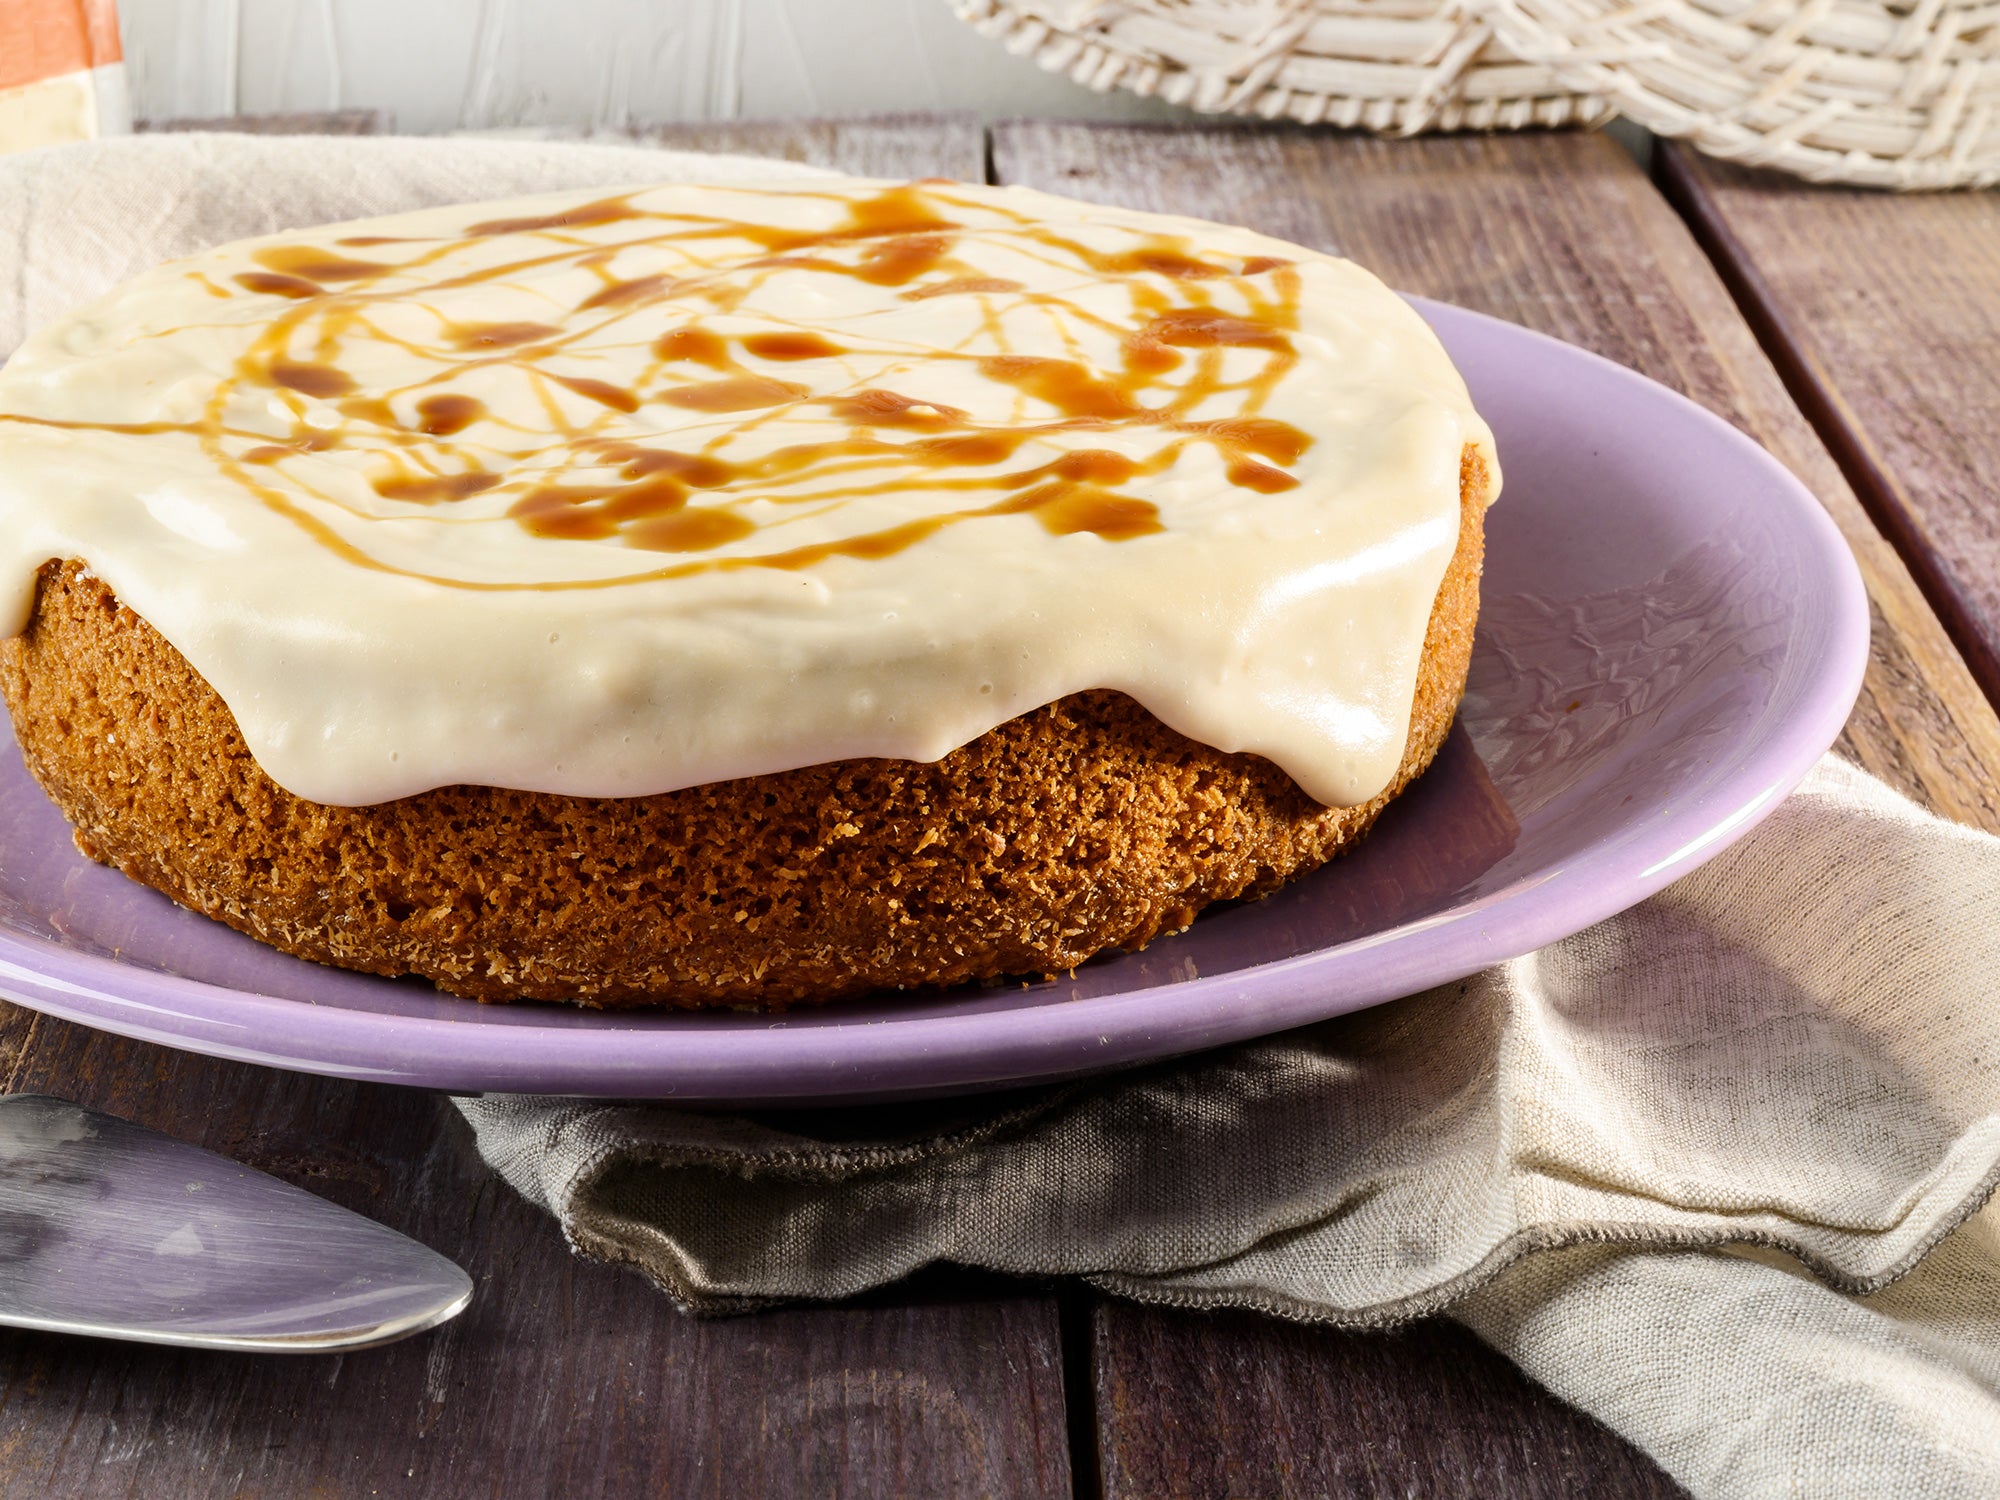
[4, 115, 1996, 1498]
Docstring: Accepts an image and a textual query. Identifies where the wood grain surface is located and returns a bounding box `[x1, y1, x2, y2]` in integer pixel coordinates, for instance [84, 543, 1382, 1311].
[1090, 1306, 1686, 1499]
[1661, 144, 2000, 725]
[136, 108, 394, 135]
[630, 114, 989, 182]
[992, 118, 2000, 1496]
[0, 1022, 1071, 1499]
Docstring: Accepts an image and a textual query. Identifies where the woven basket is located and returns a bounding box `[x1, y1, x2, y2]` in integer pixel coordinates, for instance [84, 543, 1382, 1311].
[955, 0, 2000, 188]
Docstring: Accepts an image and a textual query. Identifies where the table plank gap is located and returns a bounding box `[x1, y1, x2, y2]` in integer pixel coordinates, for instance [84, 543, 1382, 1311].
[1059, 1285, 1106, 1500]
[137, 109, 393, 135]
[602, 112, 985, 181]
[1658, 141, 2000, 721]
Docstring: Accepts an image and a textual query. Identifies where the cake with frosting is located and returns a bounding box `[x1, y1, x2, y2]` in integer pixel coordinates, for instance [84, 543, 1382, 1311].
[0, 175, 1497, 1007]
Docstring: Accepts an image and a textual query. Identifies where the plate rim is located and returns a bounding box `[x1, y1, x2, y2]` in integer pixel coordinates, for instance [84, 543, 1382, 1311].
[0, 299, 1872, 1101]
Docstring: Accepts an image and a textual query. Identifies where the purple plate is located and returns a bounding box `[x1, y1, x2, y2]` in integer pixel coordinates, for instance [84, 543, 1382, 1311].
[0, 302, 1868, 1102]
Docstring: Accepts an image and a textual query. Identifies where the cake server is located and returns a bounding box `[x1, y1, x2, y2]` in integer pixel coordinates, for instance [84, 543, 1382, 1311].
[0, 1093, 471, 1351]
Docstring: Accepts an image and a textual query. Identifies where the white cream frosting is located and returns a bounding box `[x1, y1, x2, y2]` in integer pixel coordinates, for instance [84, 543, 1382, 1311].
[0, 175, 1497, 808]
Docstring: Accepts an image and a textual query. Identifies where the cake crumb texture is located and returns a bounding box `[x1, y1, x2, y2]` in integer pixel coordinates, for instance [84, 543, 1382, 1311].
[0, 452, 1486, 1010]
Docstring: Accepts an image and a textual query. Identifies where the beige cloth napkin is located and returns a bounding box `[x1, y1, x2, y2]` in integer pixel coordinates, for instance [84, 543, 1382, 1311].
[460, 757, 2000, 1498]
[4, 133, 1999, 1499]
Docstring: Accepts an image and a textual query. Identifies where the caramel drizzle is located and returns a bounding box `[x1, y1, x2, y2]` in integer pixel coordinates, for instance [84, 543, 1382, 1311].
[2, 182, 1311, 592]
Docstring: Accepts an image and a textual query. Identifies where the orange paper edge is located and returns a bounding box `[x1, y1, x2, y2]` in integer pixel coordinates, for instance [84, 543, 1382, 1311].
[0, 0, 124, 96]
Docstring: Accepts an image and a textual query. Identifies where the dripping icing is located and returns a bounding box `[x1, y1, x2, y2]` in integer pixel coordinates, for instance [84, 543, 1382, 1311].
[0, 174, 1497, 807]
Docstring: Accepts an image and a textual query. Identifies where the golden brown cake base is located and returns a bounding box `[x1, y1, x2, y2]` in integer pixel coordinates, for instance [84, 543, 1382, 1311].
[0, 452, 1486, 1010]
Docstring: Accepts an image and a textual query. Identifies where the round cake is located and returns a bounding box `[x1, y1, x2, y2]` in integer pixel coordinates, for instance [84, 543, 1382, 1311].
[0, 175, 1498, 1008]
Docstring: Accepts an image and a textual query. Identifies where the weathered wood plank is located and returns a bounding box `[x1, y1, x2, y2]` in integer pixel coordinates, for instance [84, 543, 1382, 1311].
[130, 111, 989, 182]
[0, 114, 1065, 1500]
[1659, 143, 2000, 718]
[137, 109, 394, 135]
[1093, 1305, 1684, 1499]
[993, 118, 2000, 1498]
[0, 1026, 1072, 1498]
[619, 113, 987, 181]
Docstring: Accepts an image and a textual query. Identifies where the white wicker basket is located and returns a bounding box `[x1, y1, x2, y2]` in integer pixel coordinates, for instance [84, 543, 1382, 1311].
[955, 0, 2000, 188]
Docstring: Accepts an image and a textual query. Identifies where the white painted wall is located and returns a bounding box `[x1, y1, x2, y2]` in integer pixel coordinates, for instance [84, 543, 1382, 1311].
[119, 0, 1194, 131]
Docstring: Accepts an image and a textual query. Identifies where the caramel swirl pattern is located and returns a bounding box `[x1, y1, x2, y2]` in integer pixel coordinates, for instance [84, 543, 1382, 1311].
[0, 174, 1496, 807]
[9, 181, 1315, 592]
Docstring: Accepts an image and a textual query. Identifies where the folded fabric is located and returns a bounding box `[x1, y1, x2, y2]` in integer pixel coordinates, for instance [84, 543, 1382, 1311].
[461, 758, 2000, 1500]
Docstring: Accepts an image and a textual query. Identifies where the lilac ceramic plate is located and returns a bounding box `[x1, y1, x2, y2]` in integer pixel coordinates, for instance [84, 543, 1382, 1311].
[0, 302, 1868, 1102]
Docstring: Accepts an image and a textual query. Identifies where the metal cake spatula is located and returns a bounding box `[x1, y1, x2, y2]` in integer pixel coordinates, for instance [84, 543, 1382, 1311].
[0, 1094, 472, 1351]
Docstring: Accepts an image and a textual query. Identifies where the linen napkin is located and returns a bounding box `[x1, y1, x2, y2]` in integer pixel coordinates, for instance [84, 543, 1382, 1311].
[5, 133, 1998, 1499]
[460, 757, 2000, 1498]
